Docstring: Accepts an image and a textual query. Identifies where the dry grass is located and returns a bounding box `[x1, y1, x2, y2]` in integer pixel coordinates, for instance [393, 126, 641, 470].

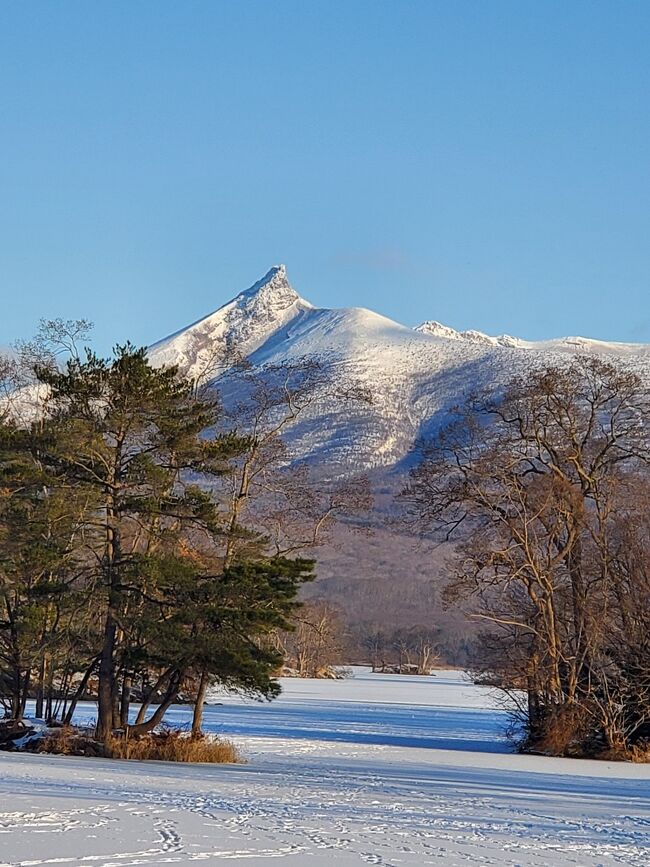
[524, 705, 650, 761]
[597, 741, 650, 763]
[111, 730, 241, 763]
[37, 726, 241, 763]
[37, 726, 108, 757]
[525, 704, 591, 757]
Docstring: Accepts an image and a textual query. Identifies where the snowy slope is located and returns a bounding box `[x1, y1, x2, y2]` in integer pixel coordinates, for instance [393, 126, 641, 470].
[417, 318, 650, 357]
[149, 266, 650, 473]
[149, 265, 313, 375]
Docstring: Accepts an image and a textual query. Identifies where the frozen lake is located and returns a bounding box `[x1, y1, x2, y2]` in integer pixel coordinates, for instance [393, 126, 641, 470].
[2, 668, 650, 865]
[64, 667, 512, 755]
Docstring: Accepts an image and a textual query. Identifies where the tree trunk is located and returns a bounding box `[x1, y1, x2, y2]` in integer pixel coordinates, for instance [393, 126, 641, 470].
[112, 678, 121, 730]
[192, 670, 209, 735]
[97, 486, 121, 744]
[63, 657, 99, 725]
[134, 668, 173, 725]
[120, 674, 132, 729]
[127, 671, 182, 736]
[96, 613, 117, 743]
[35, 655, 46, 719]
[19, 669, 30, 719]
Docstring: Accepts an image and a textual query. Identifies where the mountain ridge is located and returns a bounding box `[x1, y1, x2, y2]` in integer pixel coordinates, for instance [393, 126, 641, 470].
[148, 266, 650, 473]
[150, 265, 650, 381]
[145, 266, 650, 641]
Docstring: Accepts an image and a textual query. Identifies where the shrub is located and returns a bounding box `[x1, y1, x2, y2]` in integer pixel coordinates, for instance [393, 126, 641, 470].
[113, 730, 241, 763]
[523, 703, 593, 758]
[36, 726, 241, 763]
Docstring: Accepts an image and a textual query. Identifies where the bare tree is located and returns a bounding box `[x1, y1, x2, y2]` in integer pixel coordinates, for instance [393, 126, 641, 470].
[215, 356, 372, 564]
[276, 600, 346, 677]
[1, 319, 94, 427]
[360, 626, 389, 672]
[406, 357, 650, 756]
[14, 318, 93, 371]
[190, 357, 372, 723]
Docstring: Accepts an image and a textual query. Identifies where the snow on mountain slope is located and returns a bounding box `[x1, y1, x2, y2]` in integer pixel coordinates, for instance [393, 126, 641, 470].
[416, 319, 523, 348]
[416, 319, 650, 357]
[150, 266, 650, 472]
[521, 334, 650, 356]
[149, 264, 313, 377]
[145, 268, 650, 637]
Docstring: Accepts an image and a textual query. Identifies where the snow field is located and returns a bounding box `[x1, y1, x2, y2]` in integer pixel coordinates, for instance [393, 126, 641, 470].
[2, 669, 650, 865]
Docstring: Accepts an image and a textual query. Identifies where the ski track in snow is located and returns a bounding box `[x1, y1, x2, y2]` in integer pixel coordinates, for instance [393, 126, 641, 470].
[2, 669, 650, 866]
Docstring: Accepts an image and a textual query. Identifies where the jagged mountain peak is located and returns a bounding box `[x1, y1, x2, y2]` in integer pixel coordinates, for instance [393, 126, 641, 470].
[237, 264, 301, 310]
[244, 263, 290, 295]
[149, 265, 650, 392]
[229, 264, 312, 326]
[148, 265, 313, 377]
[415, 319, 522, 348]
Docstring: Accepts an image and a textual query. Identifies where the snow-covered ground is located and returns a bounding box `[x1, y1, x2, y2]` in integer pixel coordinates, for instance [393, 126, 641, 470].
[2, 668, 650, 866]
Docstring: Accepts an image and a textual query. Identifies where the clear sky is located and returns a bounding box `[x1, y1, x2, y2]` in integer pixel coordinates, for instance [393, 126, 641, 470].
[2, 0, 649, 353]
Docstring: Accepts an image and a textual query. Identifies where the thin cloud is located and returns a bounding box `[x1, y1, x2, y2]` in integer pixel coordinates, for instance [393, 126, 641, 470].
[331, 247, 417, 274]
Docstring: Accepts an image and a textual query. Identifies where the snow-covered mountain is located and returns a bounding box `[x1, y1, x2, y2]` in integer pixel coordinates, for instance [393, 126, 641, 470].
[148, 267, 650, 636]
[150, 265, 313, 374]
[149, 265, 650, 474]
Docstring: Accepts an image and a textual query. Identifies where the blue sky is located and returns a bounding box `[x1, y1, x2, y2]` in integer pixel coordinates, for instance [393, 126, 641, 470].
[1, 0, 649, 352]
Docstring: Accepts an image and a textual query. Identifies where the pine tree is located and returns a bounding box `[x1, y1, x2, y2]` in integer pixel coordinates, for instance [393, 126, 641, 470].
[0, 417, 91, 720]
[21, 344, 314, 743]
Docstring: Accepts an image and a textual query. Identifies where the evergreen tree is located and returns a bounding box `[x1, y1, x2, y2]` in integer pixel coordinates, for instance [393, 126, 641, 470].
[25, 344, 313, 742]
